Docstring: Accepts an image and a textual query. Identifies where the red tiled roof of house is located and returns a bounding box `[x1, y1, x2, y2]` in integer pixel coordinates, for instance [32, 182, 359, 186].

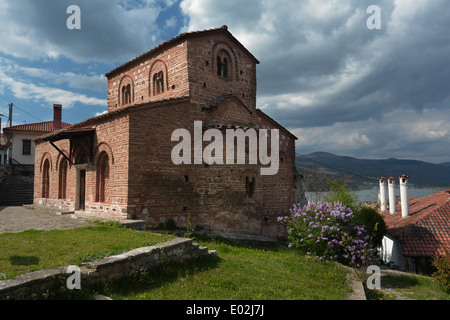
[3, 121, 72, 133]
[380, 190, 450, 257]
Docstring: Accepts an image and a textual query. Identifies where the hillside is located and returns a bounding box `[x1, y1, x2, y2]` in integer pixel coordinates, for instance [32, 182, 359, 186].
[296, 152, 450, 189]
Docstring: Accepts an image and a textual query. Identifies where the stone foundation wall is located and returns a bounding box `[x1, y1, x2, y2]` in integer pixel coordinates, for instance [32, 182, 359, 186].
[0, 238, 215, 300]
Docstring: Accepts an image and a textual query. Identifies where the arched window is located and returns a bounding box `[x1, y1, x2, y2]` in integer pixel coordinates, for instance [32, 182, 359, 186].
[42, 159, 50, 198]
[216, 49, 231, 79]
[58, 158, 68, 199]
[126, 84, 131, 103]
[122, 84, 132, 105]
[97, 152, 109, 203]
[153, 71, 165, 95]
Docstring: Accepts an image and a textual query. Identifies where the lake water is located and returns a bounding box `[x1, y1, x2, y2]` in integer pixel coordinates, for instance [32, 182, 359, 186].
[305, 188, 446, 203]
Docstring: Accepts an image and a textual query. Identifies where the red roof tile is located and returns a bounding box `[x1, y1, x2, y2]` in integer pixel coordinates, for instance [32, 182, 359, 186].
[35, 96, 191, 142]
[381, 190, 450, 257]
[3, 121, 71, 133]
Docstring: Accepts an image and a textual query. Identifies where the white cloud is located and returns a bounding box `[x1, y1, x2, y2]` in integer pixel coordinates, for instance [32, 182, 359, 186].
[165, 16, 178, 29]
[19, 67, 106, 92]
[95, 110, 108, 117]
[0, 59, 106, 108]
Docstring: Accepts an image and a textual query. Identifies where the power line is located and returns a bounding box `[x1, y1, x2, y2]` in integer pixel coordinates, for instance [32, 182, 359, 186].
[8, 103, 44, 123]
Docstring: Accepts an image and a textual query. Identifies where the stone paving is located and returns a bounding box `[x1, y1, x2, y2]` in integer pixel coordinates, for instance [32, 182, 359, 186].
[0, 205, 93, 234]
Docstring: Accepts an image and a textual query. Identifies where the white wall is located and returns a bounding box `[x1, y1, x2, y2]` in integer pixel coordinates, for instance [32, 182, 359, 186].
[380, 235, 404, 270]
[10, 132, 42, 165]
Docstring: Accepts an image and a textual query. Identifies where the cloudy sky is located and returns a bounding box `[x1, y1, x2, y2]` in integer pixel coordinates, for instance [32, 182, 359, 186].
[0, 0, 449, 164]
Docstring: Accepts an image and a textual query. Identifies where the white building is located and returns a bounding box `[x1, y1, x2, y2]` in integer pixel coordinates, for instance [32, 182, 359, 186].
[3, 105, 71, 167]
[0, 133, 7, 165]
[379, 175, 450, 273]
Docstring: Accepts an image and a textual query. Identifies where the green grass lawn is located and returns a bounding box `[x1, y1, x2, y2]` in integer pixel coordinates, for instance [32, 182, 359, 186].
[0, 223, 352, 300]
[99, 237, 352, 300]
[0, 221, 174, 279]
[365, 272, 450, 300]
[1, 223, 448, 300]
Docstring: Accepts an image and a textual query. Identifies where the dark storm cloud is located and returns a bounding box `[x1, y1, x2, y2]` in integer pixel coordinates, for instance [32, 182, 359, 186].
[258, 0, 450, 129]
[0, 0, 171, 63]
[181, 0, 450, 162]
[0, 0, 448, 162]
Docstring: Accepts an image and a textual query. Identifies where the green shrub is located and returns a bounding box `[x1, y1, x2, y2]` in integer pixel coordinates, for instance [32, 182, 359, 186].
[432, 249, 450, 293]
[353, 206, 387, 248]
[323, 180, 359, 212]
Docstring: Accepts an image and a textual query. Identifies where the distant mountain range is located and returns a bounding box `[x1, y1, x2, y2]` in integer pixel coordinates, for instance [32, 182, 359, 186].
[296, 152, 450, 189]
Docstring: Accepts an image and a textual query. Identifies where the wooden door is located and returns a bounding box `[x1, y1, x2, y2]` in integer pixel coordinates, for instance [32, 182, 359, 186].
[79, 169, 86, 210]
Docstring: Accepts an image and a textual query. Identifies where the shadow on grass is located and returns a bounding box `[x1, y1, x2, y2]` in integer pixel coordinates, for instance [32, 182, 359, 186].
[45, 254, 222, 300]
[188, 232, 288, 252]
[101, 254, 222, 298]
[381, 274, 420, 289]
[9, 255, 40, 266]
[48, 233, 289, 300]
[365, 273, 423, 300]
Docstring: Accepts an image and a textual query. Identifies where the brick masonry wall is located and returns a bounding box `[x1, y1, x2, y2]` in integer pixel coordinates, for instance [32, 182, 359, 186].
[0, 238, 215, 300]
[106, 30, 258, 115]
[107, 40, 189, 112]
[187, 32, 258, 111]
[33, 29, 299, 239]
[34, 112, 130, 219]
[126, 97, 296, 239]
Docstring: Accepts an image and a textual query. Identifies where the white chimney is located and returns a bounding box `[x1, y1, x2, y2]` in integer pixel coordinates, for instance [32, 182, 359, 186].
[399, 174, 410, 218]
[379, 177, 388, 211]
[388, 177, 397, 214]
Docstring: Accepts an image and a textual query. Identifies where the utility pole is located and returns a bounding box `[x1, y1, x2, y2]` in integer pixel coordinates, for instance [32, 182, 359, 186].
[8, 103, 12, 127]
[8, 103, 12, 165]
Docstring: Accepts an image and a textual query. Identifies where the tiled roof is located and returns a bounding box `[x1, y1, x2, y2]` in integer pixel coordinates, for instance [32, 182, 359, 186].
[35, 96, 191, 142]
[203, 94, 234, 110]
[105, 25, 259, 78]
[3, 121, 72, 133]
[381, 190, 450, 257]
[256, 109, 298, 140]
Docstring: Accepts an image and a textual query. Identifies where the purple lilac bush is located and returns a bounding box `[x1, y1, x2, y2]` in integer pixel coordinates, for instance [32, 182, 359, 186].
[278, 201, 377, 268]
